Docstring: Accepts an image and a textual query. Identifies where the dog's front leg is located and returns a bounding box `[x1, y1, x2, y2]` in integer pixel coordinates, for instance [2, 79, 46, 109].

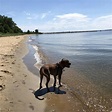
[53, 76, 56, 91]
[58, 74, 62, 87]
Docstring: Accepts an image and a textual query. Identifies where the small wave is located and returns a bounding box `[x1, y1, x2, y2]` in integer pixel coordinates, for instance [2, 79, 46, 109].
[33, 45, 39, 51]
[32, 45, 43, 69]
[28, 37, 32, 42]
[28, 36, 36, 42]
[28, 39, 32, 42]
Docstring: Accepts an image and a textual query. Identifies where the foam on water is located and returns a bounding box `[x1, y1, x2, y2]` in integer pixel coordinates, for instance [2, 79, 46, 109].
[32, 45, 43, 70]
[28, 36, 33, 42]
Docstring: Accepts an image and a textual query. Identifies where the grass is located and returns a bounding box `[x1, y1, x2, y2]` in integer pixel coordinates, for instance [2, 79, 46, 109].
[0, 33, 25, 37]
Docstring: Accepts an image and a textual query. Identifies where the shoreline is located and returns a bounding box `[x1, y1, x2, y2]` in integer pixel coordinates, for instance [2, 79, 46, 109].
[1, 35, 111, 112]
[26, 36, 91, 112]
[0, 35, 86, 112]
[0, 35, 46, 112]
[27, 34, 112, 112]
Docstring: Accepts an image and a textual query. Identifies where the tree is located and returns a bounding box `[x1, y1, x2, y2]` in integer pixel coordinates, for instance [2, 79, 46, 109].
[35, 29, 38, 34]
[26, 30, 30, 34]
[0, 25, 4, 32]
[0, 15, 23, 33]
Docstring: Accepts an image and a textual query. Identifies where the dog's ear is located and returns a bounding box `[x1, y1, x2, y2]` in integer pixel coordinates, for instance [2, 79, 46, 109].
[59, 59, 64, 64]
[61, 58, 65, 61]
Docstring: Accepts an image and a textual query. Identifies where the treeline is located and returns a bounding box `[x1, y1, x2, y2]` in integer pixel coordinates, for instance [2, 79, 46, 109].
[25, 29, 42, 34]
[0, 15, 23, 33]
[0, 15, 42, 36]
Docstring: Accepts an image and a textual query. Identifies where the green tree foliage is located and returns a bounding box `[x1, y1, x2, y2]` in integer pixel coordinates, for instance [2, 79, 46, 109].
[26, 30, 30, 34]
[25, 29, 42, 34]
[0, 15, 23, 33]
[35, 29, 38, 33]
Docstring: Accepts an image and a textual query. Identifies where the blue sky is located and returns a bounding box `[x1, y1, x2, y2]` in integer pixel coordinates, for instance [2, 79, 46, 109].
[0, 0, 112, 32]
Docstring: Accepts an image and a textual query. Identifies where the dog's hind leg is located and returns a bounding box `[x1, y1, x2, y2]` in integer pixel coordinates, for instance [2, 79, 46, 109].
[39, 74, 43, 90]
[45, 75, 50, 92]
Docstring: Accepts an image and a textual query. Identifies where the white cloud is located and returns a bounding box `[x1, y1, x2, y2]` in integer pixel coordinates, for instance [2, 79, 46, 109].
[56, 13, 89, 21]
[41, 13, 47, 19]
[21, 12, 112, 32]
[23, 11, 38, 20]
[23, 11, 31, 16]
[38, 13, 112, 32]
[38, 13, 91, 32]
[41, 11, 51, 19]
[23, 11, 51, 20]
[28, 14, 38, 20]
[90, 15, 112, 30]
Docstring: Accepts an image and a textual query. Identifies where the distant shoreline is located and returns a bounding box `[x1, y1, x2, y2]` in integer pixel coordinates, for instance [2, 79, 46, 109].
[42, 29, 112, 34]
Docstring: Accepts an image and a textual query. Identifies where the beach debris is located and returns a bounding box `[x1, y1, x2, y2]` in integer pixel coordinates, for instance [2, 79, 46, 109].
[0, 85, 3, 91]
[0, 85, 5, 91]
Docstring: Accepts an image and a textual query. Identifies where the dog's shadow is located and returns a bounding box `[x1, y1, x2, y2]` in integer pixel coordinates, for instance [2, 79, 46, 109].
[34, 86, 66, 100]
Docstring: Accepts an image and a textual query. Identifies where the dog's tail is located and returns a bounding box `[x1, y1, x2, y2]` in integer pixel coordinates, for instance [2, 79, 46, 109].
[34, 89, 45, 100]
[36, 96, 44, 100]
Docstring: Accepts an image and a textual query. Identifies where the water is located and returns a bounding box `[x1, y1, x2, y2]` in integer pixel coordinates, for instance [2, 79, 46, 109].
[27, 31, 112, 111]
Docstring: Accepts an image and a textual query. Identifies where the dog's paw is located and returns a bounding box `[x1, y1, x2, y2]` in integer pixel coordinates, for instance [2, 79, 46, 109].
[59, 84, 63, 87]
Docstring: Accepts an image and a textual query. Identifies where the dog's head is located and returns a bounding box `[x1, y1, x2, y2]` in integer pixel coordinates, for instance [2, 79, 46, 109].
[59, 59, 71, 68]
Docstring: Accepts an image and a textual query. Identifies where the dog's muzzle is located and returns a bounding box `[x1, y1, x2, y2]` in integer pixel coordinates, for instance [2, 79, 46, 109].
[68, 62, 71, 67]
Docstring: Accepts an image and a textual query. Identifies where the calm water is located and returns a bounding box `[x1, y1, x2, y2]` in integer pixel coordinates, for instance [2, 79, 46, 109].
[28, 31, 112, 111]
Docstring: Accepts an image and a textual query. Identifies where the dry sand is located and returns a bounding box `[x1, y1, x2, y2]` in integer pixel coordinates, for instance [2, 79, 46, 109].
[0, 35, 45, 112]
[0, 35, 88, 112]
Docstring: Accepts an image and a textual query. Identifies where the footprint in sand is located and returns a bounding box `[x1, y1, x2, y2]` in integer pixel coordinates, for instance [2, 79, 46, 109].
[23, 74, 27, 77]
[12, 61, 15, 64]
[13, 81, 17, 83]
[29, 103, 34, 110]
[4, 54, 14, 57]
[22, 80, 26, 84]
[0, 76, 3, 79]
[0, 70, 14, 76]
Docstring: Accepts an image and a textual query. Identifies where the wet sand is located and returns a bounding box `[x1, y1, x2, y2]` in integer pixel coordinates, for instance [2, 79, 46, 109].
[24, 35, 112, 112]
[23, 37, 89, 112]
[32, 45, 112, 112]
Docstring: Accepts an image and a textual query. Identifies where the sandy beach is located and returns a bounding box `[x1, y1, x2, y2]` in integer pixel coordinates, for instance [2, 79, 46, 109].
[0, 35, 94, 112]
[0, 35, 46, 112]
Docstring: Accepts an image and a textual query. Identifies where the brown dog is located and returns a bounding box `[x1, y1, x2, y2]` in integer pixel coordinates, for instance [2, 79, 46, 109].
[39, 59, 71, 92]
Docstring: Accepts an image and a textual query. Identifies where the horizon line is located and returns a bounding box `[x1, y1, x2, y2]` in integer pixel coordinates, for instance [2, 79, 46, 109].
[41, 29, 112, 34]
